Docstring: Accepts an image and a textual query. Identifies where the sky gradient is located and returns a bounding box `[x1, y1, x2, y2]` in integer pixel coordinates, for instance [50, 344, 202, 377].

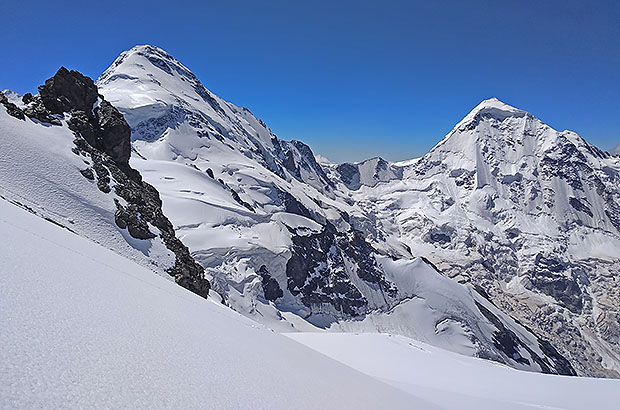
[1, 0, 619, 162]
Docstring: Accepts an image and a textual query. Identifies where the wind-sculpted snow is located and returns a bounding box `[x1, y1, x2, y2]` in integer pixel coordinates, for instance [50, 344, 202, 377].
[96, 46, 575, 375]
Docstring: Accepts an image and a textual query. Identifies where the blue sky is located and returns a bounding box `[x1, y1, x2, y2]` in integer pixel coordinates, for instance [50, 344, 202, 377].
[1, 0, 619, 162]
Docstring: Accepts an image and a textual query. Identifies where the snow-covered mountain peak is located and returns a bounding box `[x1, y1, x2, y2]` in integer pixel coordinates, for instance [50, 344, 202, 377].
[454, 97, 529, 132]
[126, 44, 176, 60]
[98, 46, 335, 194]
[419, 98, 552, 173]
[96, 44, 221, 132]
[414, 96, 618, 229]
[423, 96, 611, 175]
[99, 44, 195, 85]
[474, 96, 522, 112]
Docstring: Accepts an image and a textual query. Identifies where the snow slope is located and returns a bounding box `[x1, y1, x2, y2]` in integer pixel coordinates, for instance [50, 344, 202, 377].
[0, 199, 436, 410]
[287, 333, 620, 410]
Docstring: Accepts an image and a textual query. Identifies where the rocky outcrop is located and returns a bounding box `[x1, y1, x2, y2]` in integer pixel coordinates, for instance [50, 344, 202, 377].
[28, 67, 210, 299]
[39, 67, 99, 114]
[35, 67, 132, 164]
[96, 99, 131, 164]
[286, 221, 369, 317]
[281, 190, 396, 317]
[258, 265, 283, 302]
[22, 95, 62, 125]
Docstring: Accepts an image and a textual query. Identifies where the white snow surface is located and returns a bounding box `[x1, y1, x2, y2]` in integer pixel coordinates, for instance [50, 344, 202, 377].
[0, 199, 436, 410]
[287, 332, 620, 410]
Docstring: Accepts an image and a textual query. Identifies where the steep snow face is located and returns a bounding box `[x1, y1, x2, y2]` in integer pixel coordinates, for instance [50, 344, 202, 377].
[414, 97, 619, 233]
[96, 46, 572, 374]
[345, 98, 620, 377]
[0, 199, 435, 410]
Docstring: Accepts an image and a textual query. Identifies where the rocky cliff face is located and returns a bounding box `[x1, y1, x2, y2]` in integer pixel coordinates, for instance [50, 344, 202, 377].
[37, 68, 132, 166]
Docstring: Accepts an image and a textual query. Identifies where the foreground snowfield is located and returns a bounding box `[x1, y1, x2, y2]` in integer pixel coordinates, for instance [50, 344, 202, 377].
[1, 199, 618, 409]
[0, 200, 432, 410]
